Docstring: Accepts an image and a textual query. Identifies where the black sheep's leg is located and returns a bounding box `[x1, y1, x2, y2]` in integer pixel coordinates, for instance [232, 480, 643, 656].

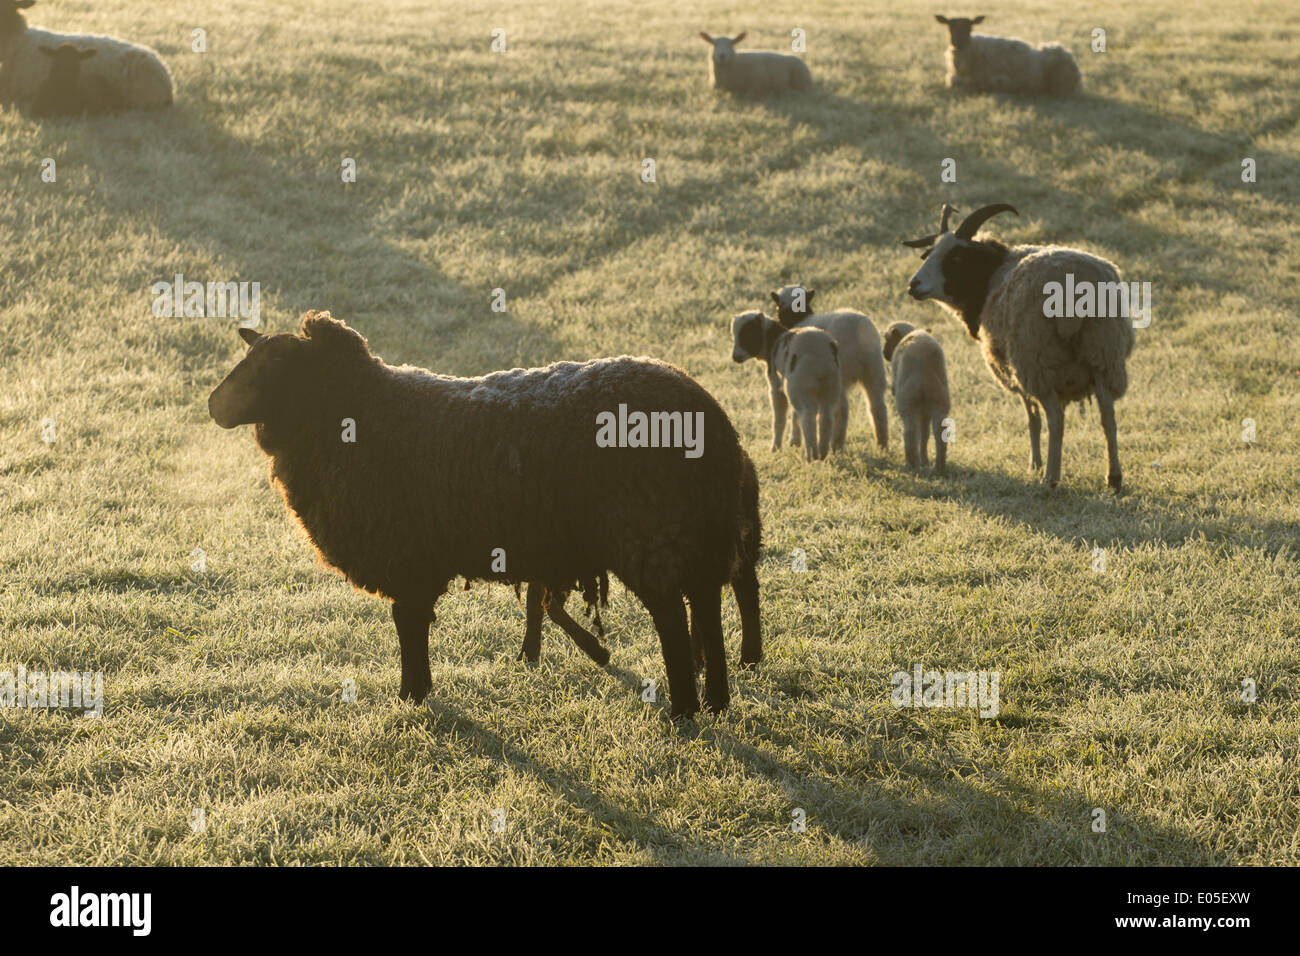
[645, 594, 699, 720]
[392, 601, 433, 703]
[688, 586, 729, 713]
[732, 561, 763, 667]
[519, 583, 543, 663]
[687, 600, 706, 675]
[546, 594, 611, 666]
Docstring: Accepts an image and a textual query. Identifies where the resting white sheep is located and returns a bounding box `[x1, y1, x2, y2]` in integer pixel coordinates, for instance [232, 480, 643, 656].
[0, 0, 173, 110]
[903, 203, 1134, 490]
[881, 322, 951, 473]
[731, 310, 843, 461]
[770, 285, 890, 451]
[935, 14, 1081, 96]
[699, 31, 812, 94]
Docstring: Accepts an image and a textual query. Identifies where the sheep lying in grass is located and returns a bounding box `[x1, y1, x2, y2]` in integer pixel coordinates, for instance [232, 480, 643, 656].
[770, 285, 891, 451]
[0, 0, 173, 110]
[520, 447, 763, 676]
[881, 322, 951, 473]
[731, 311, 843, 461]
[699, 31, 812, 94]
[210, 312, 762, 719]
[902, 203, 1134, 490]
[935, 14, 1081, 95]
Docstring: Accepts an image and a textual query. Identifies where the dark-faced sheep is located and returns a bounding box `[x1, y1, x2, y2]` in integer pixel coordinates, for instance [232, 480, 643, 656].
[770, 285, 891, 451]
[31, 43, 95, 117]
[0, 0, 173, 110]
[881, 322, 951, 473]
[934, 14, 1081, 96]
[699, 31, 812, 94]
[902, 203, 1135, 490]
[209, 312, 762, 719]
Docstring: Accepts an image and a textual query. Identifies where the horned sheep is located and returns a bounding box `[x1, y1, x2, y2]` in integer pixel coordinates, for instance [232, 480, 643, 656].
[209, 312, 762, 719]
[934, 15, 1081, 96]
[699, 31, 812, 95]
[770, 286, 891, 451]
[902, 203, 1135, 490]
[0, 0, 173, 111]
[731, 311, 844, 461]
[881, 322, 951, 473]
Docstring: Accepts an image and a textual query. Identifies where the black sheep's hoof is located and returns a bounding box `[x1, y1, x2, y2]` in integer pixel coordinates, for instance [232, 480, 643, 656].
[1108, 473, 1123, 494]
[592, 646, 611, 667]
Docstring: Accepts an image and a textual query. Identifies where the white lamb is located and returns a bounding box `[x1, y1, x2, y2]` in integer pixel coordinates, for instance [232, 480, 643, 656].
[770, 285, 890, 451]
[934, 15, 1081, 96]
[699, 31, 812, 95]
[731, 311, 843, 461]
[881, 322, 951, 473]
[0, 0, 173, 111]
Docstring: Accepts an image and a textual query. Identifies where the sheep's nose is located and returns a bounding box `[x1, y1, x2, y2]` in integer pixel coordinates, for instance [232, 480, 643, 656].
[907, 278, 922, 298]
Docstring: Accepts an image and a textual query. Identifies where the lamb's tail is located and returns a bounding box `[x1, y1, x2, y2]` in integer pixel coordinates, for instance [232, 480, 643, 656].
[1041, 45, 1082, 95]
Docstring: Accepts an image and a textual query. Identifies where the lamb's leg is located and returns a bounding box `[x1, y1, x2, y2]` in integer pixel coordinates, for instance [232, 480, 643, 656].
[1042, 393, 1066, 488]
[797, 408, 819, 461]
[732, 560, 763, 667]
[1023, 395, 1043, 474]
[902, 412, 920, 469]
[789, 410, 803, 449]
[919, 413, 931, 467]
[817, 399, 836, 459]
[546, 594, 611, 666]
[687, 585, 729, 713]
[770, 385, 789, 452]
[518, 583, 543, 663]
[1095, 383, 1122, 493]
[644, 594, 699, 719]
[932, 411, 948, 474]
[392, 601, 433, 702]
[831, 393, 849, 452]
[865, 378, 890, 450]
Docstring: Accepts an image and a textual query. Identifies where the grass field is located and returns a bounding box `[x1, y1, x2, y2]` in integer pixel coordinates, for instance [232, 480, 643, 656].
[2, 0, 1298, 865]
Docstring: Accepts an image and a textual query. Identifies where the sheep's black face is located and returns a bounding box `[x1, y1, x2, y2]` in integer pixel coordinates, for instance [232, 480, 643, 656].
[209, 331, 309, 428]
[935, 15, 983, 49]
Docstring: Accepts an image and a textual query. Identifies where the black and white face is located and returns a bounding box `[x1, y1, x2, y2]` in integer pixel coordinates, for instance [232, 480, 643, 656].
[730, 311, 766, 363]
[907, 232, 964, 304]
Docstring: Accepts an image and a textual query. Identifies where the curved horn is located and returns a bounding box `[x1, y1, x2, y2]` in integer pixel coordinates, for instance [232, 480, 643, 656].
[939, 203, 958, 232]
[954, 203, 1019, 239]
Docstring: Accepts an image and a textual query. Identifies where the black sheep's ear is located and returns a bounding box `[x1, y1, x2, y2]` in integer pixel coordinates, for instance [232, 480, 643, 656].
[238, 326, 261, 346]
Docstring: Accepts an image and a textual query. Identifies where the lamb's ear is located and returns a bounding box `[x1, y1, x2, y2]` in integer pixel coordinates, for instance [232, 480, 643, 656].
[733, 31, 746, 44]
[769, 291, 781, 306]
[238, 326, 261, 346]
[300, 310, 370, 357]
[805, 289, 816, 305]
[972, 15, 985, 24]
[699, 32, 714, 44]
[79, 49, 97, 60]
[935, 15, 949, 24]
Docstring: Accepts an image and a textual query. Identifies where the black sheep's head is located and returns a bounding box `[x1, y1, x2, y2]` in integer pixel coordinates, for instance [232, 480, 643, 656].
[208, 311, 371, 428]
[934, 14, 984, 49]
